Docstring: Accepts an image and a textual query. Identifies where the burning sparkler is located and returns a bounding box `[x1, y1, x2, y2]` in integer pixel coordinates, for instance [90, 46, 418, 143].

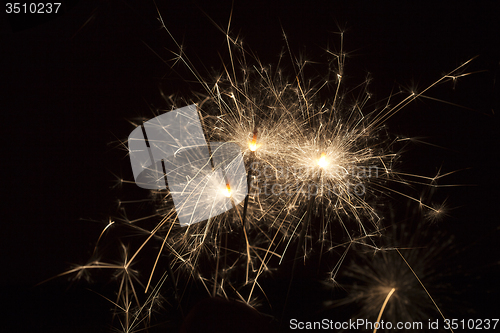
[51, 5, 483, 332]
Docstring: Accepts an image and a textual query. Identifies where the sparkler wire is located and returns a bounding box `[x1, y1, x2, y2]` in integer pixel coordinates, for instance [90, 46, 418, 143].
[51, 8, 484, 330]
[282, 168, 323, 324]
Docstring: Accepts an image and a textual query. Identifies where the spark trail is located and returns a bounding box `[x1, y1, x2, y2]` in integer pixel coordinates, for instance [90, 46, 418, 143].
[52, 5, 479, 332]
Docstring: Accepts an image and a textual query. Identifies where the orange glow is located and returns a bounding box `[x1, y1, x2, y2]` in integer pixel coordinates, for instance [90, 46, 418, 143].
[223, 183, 232, 197]
[249, 128, 258, 151]
[249, 139, 258, 152]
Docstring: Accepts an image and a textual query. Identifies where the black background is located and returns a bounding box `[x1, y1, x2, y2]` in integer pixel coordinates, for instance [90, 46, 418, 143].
[1, 0, 499, 331]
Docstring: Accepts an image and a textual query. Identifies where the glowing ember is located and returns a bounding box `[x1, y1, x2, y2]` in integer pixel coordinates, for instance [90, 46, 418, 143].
[223, 183, 232, 197]
[317, 152, 328, 168]
[248, 128, 258, 152]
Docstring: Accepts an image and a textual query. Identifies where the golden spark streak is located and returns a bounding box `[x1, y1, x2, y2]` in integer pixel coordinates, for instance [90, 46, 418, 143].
[373, 287, 396, 333]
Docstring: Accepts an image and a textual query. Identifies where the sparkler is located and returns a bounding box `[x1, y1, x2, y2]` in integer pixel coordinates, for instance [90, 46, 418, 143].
[241, 127, 258, 231]
[50, 6, 482, 332]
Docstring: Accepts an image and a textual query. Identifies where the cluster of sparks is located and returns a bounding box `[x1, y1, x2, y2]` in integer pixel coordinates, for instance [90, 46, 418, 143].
[50, 10, 479, 333]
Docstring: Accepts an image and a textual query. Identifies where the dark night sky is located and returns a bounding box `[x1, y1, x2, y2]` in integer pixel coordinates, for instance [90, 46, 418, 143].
[1, 0, 499, 331]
